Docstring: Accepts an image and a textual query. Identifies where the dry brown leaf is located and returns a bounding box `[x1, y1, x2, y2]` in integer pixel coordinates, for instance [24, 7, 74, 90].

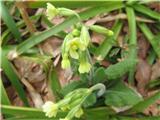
[151, 60, 160, 80]
[21, 78, 44, 108]
[135, 59, 151, 96]
[91, 32, 105, 44]
[14, 57, 46, 83]
[40, 37, 62, 57]
[137, 34, 150, 59]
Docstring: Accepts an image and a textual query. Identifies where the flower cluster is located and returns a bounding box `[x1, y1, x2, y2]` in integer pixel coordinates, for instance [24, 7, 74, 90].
[46, 3, 114, 74]
[61, 25, 91, 73]
[42, 83, 106, 120]
[42, 88, 91, 120]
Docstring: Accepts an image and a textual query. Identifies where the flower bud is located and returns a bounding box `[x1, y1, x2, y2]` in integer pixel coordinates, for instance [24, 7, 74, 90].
[78, 52, 91, 73]
[46, 3, 59, 20]
[58, 8, 80, 20]
[42, 101, 58, 118]
[80, 25, 90, 48]
[89, 25, 114, 36]
[61, 57, 71, 69]
[72, 29, 80, 37]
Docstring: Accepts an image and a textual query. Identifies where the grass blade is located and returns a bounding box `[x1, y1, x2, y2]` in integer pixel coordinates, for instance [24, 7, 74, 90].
[15, 2, 124, 55]
[0, 79, 11, 105]
[1, 105, 45, 118]
[1, 47, 29, 106]
[126, 7, 137, 85]
[48, 65, 61, 101]
[138, 23, 160, 58]
[26, 0, 121, 8]
[132, 4, 160, 21]
[1, 2, 21, 42]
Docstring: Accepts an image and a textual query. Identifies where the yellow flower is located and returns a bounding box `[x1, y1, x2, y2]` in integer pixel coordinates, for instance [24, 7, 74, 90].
[78, 62, 91, 73]
[67, 38, 85, 59]
[42, 101, 58, 118]
[46, 3, 59, 20]
[61, 58, 71, 69]
[75, 108, 84, 118]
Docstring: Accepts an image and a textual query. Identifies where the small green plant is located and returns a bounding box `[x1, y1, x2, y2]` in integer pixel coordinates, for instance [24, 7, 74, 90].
[1, 1, 160, 120]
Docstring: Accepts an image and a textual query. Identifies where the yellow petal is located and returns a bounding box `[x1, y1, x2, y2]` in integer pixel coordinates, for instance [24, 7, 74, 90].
[46, 3, 58, 20]
[75, 108, 84, 118]
[78, 62, 91, 73]
[69, 49, 79, 59]
[61, 58, 71, 69]
[42, 101, 58, 118]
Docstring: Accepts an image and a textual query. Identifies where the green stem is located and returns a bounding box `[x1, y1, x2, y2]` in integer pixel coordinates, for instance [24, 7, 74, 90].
[90, 83, 106, 97]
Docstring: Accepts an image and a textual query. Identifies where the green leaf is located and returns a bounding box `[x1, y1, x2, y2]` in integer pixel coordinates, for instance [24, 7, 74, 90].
[138, 23, 160, 58]
[26, 1, 122, 8]
[132, 4, 160, 21]
[105, 59, 137, 80]
[0, 79, 11, 105]
[1, 2, 21, 42]
[105, 81, 143, 109]
[15, 3, 124, 55]
[1, 105, 46, 118]
[84, 107, 115, 120]
[48, 65, 61, 101]
[125, 91, 160, 114]
[1, 47, 29, 106]
[83, 93, 97, 108]
[126, 6, 137, 85]
[93, 67, 106, 84]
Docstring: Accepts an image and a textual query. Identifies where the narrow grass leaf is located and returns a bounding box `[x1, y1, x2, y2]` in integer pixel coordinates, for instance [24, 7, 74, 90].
[26, 0, 122, 8]
[1, 47, 29, 106]
[1, 2, 21, 42]
[132, 4, 160, 21]
[48, 65, 61, 101]
[126, 7, 137, 85]
[0, 79, 11, 105]
[138, 23, 160, 58]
